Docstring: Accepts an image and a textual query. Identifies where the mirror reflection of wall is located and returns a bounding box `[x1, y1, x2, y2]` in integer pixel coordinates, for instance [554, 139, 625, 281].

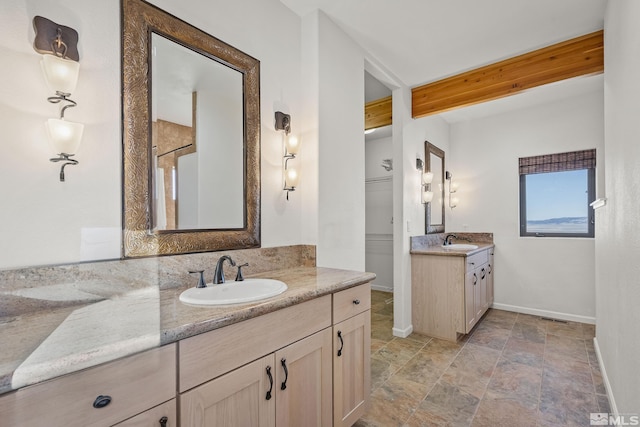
[430, 152, 443, 225]
[151, 33, 244, 231]
[425, 141, 445, 234]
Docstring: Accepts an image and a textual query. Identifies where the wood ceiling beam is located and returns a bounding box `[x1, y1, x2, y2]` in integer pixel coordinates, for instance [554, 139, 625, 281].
[365, 96, 392, 130]
[411, 30, 604, 118]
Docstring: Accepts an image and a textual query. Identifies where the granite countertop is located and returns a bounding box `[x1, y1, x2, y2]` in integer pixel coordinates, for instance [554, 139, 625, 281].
[0, 266, 374, 395]
[410, 242, 495, 257]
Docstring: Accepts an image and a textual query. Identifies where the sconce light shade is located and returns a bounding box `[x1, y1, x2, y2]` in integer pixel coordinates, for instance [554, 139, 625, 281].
[46, 118, 83, 155]
[285, 135, 299, 155]
[41, 54, 80, 95]
[285, 167, 299, 189]
[422, 191, 434, 203]
[423, 172, 433, 184]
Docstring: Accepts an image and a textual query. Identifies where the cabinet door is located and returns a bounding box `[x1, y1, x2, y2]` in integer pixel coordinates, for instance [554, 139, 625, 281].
[487, 250, 494, 307]
[464, 269, 478, 333]
[180, 355, 275, 427]
[115, 399, 176, 427]
[478, 264, 488, 316]
[275, 328, 333, 427]
[333, 311, 371, 427]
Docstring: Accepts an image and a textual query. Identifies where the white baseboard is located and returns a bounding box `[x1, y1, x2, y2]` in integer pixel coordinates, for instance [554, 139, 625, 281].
[491, 302, 596, 324]
[370, 284, 393, 293]
[593, 337, 618, 416]
[392, 324, 413, 338]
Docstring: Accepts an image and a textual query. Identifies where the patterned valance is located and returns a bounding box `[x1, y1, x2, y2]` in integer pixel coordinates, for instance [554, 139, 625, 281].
[519, 149, 596, 175]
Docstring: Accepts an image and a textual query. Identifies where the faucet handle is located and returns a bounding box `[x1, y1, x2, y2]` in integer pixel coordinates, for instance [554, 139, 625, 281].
[188, 270, 206, 288]
[235, 263, 249, 282]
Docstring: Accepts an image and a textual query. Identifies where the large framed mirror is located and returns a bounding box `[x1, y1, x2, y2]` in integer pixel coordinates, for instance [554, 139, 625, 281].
[425, 142, 445, 234]
[122, 0, 260, 257]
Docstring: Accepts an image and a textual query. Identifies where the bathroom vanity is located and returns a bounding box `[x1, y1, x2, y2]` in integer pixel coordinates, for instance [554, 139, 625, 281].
[0, 267, 373, 427]
[411, 236, 494, 341]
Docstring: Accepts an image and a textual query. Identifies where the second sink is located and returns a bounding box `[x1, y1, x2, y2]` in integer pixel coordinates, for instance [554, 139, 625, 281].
[179, 278, 288, 306]
[441, 244, 479, 250]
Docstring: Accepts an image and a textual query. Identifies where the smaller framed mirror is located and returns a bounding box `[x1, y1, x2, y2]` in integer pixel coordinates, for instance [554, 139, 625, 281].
[425, 142, 445, 234]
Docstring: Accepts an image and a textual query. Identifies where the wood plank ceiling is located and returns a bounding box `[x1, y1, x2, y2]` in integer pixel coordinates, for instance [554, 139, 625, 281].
[364, 30, 603, 127]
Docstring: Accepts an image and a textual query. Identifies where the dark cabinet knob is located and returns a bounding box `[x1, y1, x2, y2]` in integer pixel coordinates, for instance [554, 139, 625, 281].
[159, 416, 168, 427]
[353, 299, 360, 305]
[92, 395, 112, 409]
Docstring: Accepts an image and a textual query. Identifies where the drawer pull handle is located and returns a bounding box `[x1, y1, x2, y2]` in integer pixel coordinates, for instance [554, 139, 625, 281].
[473, 273, 477, 286]
[92, 395, 112, 409]
[159, 416, 168, 427]
[488, 264, 492, 274]
[265, 366, 273, 400]
[353, 299, 360, 305]
[337, 330, 344, 357]
[481, 268, 486, 280]
[280, 358, 288, 390]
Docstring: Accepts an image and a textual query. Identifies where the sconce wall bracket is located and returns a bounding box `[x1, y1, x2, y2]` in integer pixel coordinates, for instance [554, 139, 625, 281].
[50, 153, 78, 182]
[33, 16, 79, 61]
[275, 111, 291, 134]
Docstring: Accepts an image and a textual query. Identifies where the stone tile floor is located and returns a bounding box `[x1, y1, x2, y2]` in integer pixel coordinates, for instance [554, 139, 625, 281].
[355, 291, 610, 427]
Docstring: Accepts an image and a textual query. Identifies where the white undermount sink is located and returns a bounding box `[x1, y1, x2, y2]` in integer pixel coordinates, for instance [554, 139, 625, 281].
[441, 244, 479, 250]
[179, 278, 288, 306]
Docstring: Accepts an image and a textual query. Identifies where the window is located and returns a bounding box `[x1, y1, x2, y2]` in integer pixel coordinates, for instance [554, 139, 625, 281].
[519, 149, 595, 238]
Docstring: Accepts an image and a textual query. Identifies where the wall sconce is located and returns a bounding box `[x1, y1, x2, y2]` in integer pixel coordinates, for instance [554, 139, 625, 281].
[33, 16, 83, 182]
[421, 170, 434, 204]
[275, 111, 299, 200]
[445, 171, 458, 208]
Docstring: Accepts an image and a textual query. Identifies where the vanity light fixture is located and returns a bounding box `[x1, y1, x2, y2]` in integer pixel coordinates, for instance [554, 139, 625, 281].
[33, 16, 83, 182]
[445, 171, 458, 208]
[421, 170, 434, 204]
[275, 111, 299, 200]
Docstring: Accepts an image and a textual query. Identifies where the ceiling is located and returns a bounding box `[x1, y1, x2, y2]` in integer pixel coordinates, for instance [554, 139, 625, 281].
[282, 0, 607, 134]
[281, 0, 607, 88]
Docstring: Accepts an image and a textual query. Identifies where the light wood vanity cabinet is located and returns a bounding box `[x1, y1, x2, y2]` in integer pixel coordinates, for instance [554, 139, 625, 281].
[179, 296, 333, 427]
[332, 284, 371, 427]
[1, 284, 372, 427]
[0, 344, 177, 427]
[412, 247, 494, 341]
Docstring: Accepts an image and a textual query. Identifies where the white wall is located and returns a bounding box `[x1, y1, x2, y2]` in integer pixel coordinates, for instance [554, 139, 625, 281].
[365, 135, 393, 291]
[596, 0, 640, 414]
[0, 0, 305, 269]
[313, 11, 366, 271]
[448, 89, 604, 321]
[393, 99, 451, 336]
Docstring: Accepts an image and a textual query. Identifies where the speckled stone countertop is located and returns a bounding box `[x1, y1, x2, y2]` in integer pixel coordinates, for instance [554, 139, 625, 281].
[0, 265, 374, 396]
[410, 232, 494, 257]
[410, 242, 495, 257]
[159, 267, 376, 342]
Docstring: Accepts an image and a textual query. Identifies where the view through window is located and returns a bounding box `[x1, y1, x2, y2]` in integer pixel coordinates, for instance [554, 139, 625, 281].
[519, 150, 595, 238]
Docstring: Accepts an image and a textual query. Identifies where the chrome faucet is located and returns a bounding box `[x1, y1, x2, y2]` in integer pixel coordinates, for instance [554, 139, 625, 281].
[444, 234, 457, 245]
[213, 255, 236, 284]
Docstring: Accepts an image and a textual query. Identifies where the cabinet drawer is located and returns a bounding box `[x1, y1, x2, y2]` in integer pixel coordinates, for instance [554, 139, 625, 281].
[333, 284, 371, 324]
[466, 250, 488, 270]
[0, 344, 176, 427]
[179, 295, 331, 392]
[115, 398, 176, 426]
